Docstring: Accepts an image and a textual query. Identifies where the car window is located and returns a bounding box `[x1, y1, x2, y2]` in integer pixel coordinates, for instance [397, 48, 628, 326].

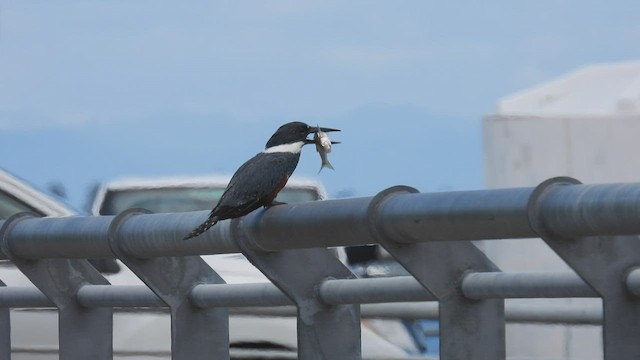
[0, 190, 41, 219]
[99, 187, 320, 215]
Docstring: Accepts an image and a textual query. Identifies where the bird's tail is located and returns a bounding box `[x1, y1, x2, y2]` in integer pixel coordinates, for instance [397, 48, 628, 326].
[183, 213, 219, 240]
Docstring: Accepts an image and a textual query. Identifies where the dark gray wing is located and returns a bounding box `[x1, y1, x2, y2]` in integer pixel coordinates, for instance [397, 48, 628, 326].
[212, 152, 300, 219]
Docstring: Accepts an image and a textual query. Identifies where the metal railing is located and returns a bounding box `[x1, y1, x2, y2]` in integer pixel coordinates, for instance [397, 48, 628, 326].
[1, 177, 640, 359]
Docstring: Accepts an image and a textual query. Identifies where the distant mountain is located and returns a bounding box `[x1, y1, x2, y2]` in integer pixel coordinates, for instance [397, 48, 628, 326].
[0, 104, 482, 207]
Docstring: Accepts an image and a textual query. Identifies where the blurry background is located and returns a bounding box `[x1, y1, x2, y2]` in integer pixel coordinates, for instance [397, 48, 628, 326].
[2, 2, 640, 359]
[2, 1, 639, 208]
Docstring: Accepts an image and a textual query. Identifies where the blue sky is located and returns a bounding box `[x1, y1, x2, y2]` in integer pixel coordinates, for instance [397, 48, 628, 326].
[1, 1, 640, 209]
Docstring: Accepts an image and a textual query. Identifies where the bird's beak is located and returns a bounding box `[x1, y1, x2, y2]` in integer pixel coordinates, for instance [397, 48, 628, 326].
[304, 125, 340, 145]
[316, 126, 340, 133]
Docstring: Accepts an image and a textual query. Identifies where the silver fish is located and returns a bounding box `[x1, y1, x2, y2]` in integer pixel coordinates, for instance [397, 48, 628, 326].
[314, 125, 336, 173]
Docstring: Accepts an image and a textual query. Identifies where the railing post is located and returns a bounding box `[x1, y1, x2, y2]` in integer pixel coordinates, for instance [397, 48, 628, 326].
[0, 213, 112, 360]
[529, 177, 640, 360]
[369, 186, 505, 360]
[233, 215, 361, 360]
[0, 279, 9, 360]
[108, 209, 229, 360]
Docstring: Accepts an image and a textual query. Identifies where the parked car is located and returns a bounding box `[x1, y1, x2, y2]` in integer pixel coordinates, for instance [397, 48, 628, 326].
[0, 170, 421, 359]
[0, 169, 77, 288]
[0, 170, 76, 219]
[90, 175, 326, 216]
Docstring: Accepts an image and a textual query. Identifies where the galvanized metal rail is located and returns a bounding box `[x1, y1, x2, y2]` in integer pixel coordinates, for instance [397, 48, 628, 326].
[1, 177, 640, 359]
[0, 283, 608, 324]
[0, 270, 635, 308]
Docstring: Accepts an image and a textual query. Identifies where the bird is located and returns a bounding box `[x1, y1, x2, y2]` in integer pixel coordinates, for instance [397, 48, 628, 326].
[183, 121, 339, 240]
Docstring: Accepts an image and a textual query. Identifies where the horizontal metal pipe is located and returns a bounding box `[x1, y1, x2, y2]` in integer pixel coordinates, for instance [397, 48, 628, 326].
[1, 216, 113, 260]
[0, 283, 606, 325]
[116, 211, 240, 259]
[3, 182, 640, 259]
[0, 296, 600, 325]
[235, 302, 603, 325]
[375, 188, 535, 244]
[461, 272, 598, 299]
[76, 285, 164, 308]
[190, 283, 291, 308]
[235, 188, 538, 252]
[0, 286, 53, 307]
[319, 277, 435, 304]
[5, 270, 639, 310]
[537, 183, 640, 238]
[505, 303, 602, 325]
[355, 302, 603, 325]
[103, 183, 640, 257]
[358, 302, 438, 320]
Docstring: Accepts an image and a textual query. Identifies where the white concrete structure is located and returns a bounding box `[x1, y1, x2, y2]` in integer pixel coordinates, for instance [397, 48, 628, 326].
[483, 60, 640, 359]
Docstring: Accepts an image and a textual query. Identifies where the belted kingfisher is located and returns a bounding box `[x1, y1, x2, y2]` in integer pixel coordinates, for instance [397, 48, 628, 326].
[183, 121, 339, 240]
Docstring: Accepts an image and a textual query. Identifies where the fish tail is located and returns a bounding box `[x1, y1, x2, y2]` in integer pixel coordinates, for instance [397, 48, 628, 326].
[183, 213, 219, 240]
[325, 161, 335, 170]
[318, 160, 335, 173]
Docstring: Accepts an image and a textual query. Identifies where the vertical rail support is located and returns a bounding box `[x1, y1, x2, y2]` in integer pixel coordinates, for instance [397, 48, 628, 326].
[233, 216, 361, 360]
[109, 209, 229, 360]
[0, 278, 9, 360]
[369, 186, 505, 360]
[0, 213, 112, 360]
[529, 177, 640, 359]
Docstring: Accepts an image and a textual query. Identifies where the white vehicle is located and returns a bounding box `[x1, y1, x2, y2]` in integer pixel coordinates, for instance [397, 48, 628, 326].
[0, 170, 75, 219]
[1, 170, 419, 359]
[90, 175, 327, 216]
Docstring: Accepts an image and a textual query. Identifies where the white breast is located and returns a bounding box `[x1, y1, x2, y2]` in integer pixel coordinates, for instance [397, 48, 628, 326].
[262, 141, 305, 154]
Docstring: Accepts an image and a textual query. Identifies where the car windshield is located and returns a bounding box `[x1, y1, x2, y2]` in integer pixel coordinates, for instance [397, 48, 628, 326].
[99, 186, 321, 215]
[0, 190, 40, 219]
